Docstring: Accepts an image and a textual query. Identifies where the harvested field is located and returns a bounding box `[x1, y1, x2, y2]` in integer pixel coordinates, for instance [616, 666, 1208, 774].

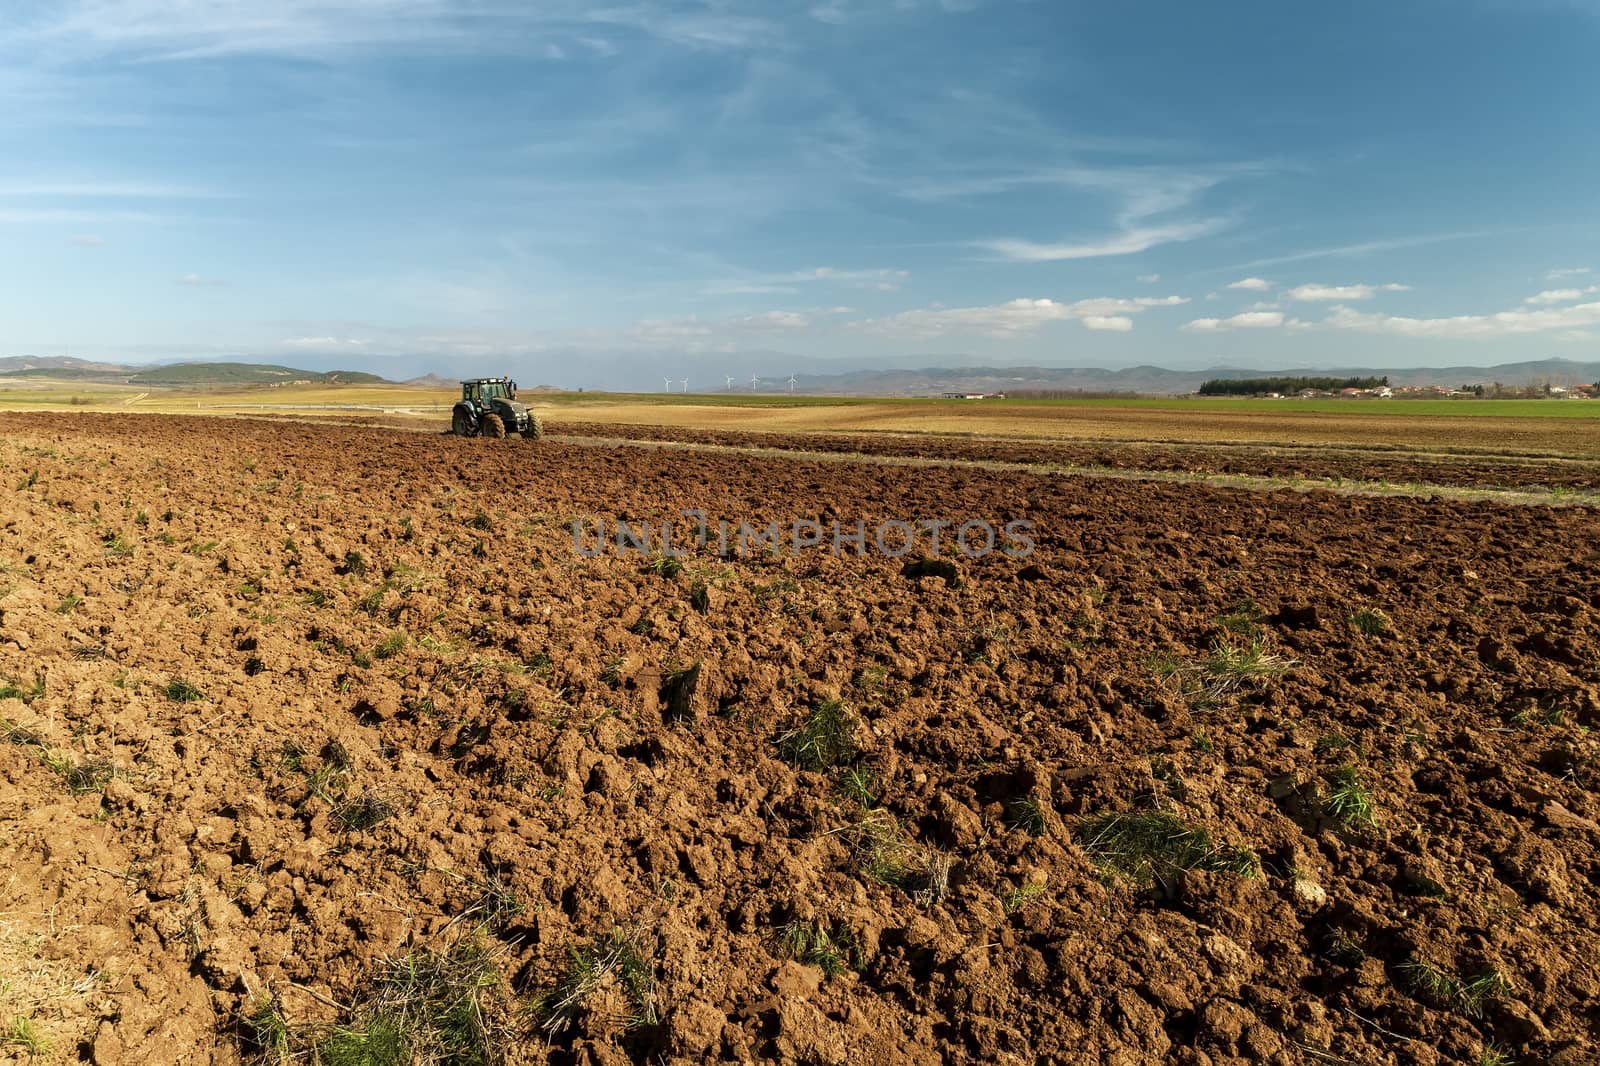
[2, 412, 1598, 1065]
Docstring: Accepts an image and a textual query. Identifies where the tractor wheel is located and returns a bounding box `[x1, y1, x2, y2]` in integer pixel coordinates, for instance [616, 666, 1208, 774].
[451, 409, 475, 436]
[482, 413, 506, 439]
[522, 414, 544, 441]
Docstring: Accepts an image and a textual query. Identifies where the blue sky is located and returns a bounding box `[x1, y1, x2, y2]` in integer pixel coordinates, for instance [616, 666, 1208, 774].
[3, 0, 1598, 382]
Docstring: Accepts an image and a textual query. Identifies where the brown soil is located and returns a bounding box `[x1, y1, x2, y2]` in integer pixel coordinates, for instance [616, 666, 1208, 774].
[556, 420, 1600, 492]
[1, 412, 1598, 1065]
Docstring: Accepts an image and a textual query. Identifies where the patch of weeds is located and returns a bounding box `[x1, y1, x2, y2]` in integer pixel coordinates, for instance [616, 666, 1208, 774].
[466, 509, 493, 532]
[1215, 598, 1263, 638]
[341, 550, 368, 577]
[1322, 765, 1378, 832]
[836, 766, 877, 809]
[102, 531, 134, 558]
[688, 580, 709, 613]
[54, 593, 82, 615]
[534, 929, 657, 1037]
[189, 540, 220, 556]
[238, 582, 261, 601]
[1398, 960, 1512, 1019]
[1481, 1043, 1516, 1066]
[777, 698, 856, 771]
[1349, 608, 1391, 636]
[465, 874, 525, 934]
[1189, 729, 1215, 754]
[15, 470, 39, 491]
[1005, 796, 1048, 837]
[165, 676, 204, 703]
[1079, 811, 1257, 890]
[1314, 732, 1355, 754]
[40, 750, 116, 794]
[319, 938, 506, 1066]
[301, 589, 330, 607]
[644, 556, 682, 579]
[239, 996, 290, 1064]
[842, 808, 952, 905]
[779, 920, 859, 977]
[629, 615, 654, 636]
[1149, 756, 1188, 798]
[1001, 876, 1048, 915]
[600, 656, 625, 687]
[0, 676, 44, 704]
[752, 576, 799, 605]
[1323, 928, 1366, 967]
[525, 650, 553, 678]
[373, 630, 407, 661]
[335, 791, 396, 832]
[4, 1015, 49, 1056]
[1157, 638, 1295, 706]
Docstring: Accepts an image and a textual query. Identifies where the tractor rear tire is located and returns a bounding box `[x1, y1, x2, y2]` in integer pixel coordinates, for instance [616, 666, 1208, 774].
[452, 409, 475, 436]
[482, 413, 506, 439]
[522, 414, 544, 441]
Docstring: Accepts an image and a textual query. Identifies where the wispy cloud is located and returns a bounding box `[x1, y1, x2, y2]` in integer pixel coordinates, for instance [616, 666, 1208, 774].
[1284, 283, 1407, 302]
[18, 1, 779, 62]
[1526, 286, 1599, 305]
[976, 166, 1247, 262]
[700, 266, 908, 296]
[1313, 299, 1600, 339]
[176, 272, 224, 286]
[1547, 266, 1593, 279]
[1183, 310, 1286, 331]
[981, 218, 1226, 262]
[1217, 231, 1495, 273]
[1227, 277, 1273, 291]
[1137, 273, 1161, 283]
[856, 294, 1188, 337]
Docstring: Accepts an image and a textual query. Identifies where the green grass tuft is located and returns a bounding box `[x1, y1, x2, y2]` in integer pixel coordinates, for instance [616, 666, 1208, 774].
[1079, 810, 1256, 889]
[777, 698, 856, 771]
[780, 920, 859, 977]
[534, 929, 657, 1037]
[1322, 764, 1378, 831]
[165, 676, 204, 703]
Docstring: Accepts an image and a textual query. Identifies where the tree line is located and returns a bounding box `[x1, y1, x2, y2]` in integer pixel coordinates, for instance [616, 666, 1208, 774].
[1197, 376, 1389, 396]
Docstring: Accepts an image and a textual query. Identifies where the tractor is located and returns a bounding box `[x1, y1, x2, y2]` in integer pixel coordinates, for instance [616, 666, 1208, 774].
[450, 377, 543, 440]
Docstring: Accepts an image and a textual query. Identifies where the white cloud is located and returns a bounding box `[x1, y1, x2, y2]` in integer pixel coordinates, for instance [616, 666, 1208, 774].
[1183, 310, 1285, 331]
[857, 294, 1186, 337]
[1381, 283, 1410, 292]
[981, 218, 1225, 262]
[1227, 277, 1273, 291]
[1547, 266, 1592, 280]
[1137, 273, 1161, 283]
[1286, 283, 1376, 302]
[19, 1, 776, 62]
[1317, 299, 1600, 339]
[702, 266, 907, 297]
[1526, 287, 1598, 305]
[176, 272, 223, 286]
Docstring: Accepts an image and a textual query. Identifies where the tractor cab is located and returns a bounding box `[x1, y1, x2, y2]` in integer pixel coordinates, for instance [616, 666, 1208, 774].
[463, 378, 516, 404]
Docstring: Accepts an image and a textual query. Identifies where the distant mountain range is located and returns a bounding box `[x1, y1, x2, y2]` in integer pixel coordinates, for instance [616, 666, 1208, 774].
[0, 357, 391, 386]
[730, 358, 1600, 396]
[2, 354, 1597, 396]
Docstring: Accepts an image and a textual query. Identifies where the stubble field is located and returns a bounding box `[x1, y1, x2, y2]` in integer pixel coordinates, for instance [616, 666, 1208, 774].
[1, 411, 1597, 1065]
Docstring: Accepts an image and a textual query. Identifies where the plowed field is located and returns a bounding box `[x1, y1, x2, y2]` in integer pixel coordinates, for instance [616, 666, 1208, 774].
[1, 413, 1597, 1065]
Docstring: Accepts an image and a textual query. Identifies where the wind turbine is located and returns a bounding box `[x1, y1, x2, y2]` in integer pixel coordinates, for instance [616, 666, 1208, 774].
[679, 378, 688, 393]
[787, 374, 798, 394]
[724, 375, 735, 391]
[750, 373, 761, 390]
[663, 376, 673, 393]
